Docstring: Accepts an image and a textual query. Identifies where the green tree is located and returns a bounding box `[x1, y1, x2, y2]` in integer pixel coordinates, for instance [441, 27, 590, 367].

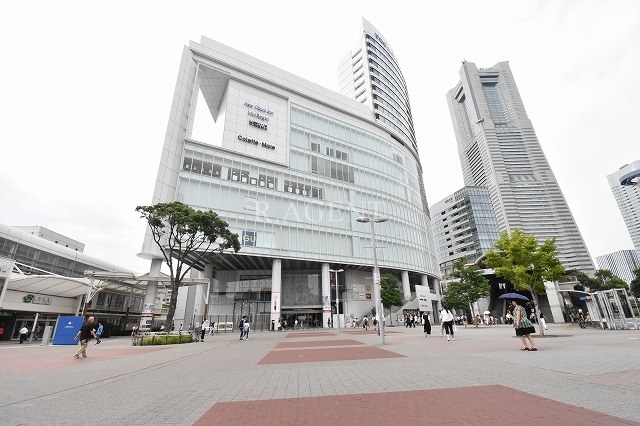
[593, 269, 629, 291]
[601, 276, 629, 291]
[380, 274, 403, 325]
[441, 281, 468, 312]
[630, 268, 640, 298]
[136, 202, 241, 329]
[484, 229, 565, 336]
[444, 257, 490, 317]
[565, 270, 596, 292]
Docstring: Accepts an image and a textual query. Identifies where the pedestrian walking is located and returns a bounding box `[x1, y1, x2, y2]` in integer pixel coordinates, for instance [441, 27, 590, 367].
[422, 311, 432, 337]
[73, 316, 97, 359]
[440, 306, 455, 341]
[242, 319, 250, 340]
[238, 317, 246, 340]
[363, 316, 369, 331]
[19, 326, 29, 344]
[539, 312, 548, 330]
[201, 323, 206, 342]
[511, 300, 537, 351]
[95, 322, 103, 344]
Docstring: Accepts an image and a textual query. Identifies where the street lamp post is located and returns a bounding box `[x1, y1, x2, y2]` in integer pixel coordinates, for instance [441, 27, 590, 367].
[357, 216, 387, 345]
[329, 268, 344, 331]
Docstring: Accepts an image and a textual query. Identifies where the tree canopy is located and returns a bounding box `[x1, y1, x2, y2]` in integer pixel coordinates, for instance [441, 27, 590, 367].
[568, 269, 629, 292]
[442, 257, 490, 317]
[136, 202, 240, 329]
[484, 229, 565, 336]
[380, 274, 403, 325]
[630, 268, 640, 298]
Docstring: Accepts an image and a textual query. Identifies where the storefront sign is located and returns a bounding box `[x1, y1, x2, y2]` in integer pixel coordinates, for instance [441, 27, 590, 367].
[237, 135, 276, 150]
[242, 231, 257, 247]
[22, 294, 52, 305]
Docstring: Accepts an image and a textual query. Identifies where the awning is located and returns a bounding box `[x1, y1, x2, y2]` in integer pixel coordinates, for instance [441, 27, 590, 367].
[8, 275, 91, 298]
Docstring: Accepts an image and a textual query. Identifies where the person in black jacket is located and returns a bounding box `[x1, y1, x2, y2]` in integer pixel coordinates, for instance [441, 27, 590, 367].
[422, 311, 432, 337]
[73, 316, 97, 359]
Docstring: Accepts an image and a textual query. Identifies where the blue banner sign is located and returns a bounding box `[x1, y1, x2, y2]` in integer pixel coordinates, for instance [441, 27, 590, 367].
[53, 316, 84, 345]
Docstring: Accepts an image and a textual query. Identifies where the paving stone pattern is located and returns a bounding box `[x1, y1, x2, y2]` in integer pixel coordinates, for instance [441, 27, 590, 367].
[0, 324, 639, 425]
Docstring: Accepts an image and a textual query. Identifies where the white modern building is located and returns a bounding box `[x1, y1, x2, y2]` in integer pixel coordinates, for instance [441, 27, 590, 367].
[430, 186, 500, 280]
[595, 250, 640, 284]
[139, 27, 441, 331]
[607, 160, 640, 253]
[0, 224, 143, 341]
[446, 61, 595, 275]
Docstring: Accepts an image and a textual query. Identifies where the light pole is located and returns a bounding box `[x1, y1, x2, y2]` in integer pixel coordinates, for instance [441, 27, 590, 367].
[329, 268, 344, 331]
[357, 216, 387, 345]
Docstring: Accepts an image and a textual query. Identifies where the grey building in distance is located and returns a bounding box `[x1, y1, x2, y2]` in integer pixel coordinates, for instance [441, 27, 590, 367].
[595, 250, 640, 284]
[446, 61, 595, 275]
[430, 186, 500, 280]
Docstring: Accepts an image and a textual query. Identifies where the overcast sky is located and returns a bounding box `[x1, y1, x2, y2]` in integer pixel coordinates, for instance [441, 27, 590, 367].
[1, 1, 638, 273]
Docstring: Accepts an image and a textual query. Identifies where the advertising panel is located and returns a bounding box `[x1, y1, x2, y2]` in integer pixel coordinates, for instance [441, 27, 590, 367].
[53, 316, 84, 345]
[415, 285, 431, 312]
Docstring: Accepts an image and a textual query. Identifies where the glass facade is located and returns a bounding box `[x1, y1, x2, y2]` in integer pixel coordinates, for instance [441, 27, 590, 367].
[177, 104, 430, 271]
[431, 186, 500, 279]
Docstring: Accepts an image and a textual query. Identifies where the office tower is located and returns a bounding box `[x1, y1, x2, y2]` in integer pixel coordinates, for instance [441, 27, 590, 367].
[339, 18, 438, 274]
[596, 250, 640, 284]
[446, 61, 595, 275]
[339, 18, 417, 150]
[430, 186, 500, 280]
[607, 160, 640, 252]
[139, 32, 441, 330]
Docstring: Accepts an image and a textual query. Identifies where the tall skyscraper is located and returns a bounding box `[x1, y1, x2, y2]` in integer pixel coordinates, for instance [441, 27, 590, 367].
[595, 250, 640, 284]
[339, 18, 417, 150]
[446, 61, 595, 274]
[607, 160, 640, 252]
[339, 18, 438, 275]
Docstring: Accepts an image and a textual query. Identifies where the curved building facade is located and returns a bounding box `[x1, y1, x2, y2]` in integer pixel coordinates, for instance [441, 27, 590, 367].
[607, 160, 640, 252]
[339, 18, 417, 150]
[140, 33, 440, 330]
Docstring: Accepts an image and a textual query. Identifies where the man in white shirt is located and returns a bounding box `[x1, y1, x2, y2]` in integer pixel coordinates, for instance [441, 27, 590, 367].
[19, 326, 29, 344]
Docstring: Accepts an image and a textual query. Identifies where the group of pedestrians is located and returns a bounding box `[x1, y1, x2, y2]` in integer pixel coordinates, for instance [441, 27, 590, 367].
[238, 316, 251, 340]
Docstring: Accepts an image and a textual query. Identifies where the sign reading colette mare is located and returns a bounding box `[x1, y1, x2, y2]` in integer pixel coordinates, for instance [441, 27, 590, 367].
[237, 135, 275, 150]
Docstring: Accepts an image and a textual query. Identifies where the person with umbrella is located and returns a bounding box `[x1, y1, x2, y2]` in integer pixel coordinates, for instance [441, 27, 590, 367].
[510, 299, 537, 351]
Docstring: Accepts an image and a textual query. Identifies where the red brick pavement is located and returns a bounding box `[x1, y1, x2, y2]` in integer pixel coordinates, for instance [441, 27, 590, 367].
[275, 339, 365, 349]
[0, 346, 168, 373]
[285, 332, 336, 338]
[258, 346, 404, 365]
[195, 385, 640, 426]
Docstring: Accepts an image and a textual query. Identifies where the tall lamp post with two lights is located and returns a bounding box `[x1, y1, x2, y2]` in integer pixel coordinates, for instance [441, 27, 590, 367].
[329, 268, 344, 331]
[357, 216, 387, 345]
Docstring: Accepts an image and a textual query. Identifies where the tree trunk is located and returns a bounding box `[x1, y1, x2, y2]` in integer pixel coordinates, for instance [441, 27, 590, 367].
[164, 280, 180, 330]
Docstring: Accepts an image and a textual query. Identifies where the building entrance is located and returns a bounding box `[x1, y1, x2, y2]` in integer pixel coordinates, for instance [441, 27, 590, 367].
[281, 309, 322, 329]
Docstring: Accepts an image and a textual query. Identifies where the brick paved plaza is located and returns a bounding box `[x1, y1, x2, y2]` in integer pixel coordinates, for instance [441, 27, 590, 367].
[1, 323, 639, 425]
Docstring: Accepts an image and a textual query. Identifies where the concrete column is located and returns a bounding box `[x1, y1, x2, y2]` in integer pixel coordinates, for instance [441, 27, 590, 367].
[270, 259, 282, 328]
[401, 271, 411, 300]
[322, 263, 331, 328]
[141, 258, 162, 330]
[183, 269, 200, 329]
[203, 264, 214, 321]
[545, 280, 565, 323]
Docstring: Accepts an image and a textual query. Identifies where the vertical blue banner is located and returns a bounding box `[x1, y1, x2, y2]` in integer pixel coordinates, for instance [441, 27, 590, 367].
[53, 316, 84, 345]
